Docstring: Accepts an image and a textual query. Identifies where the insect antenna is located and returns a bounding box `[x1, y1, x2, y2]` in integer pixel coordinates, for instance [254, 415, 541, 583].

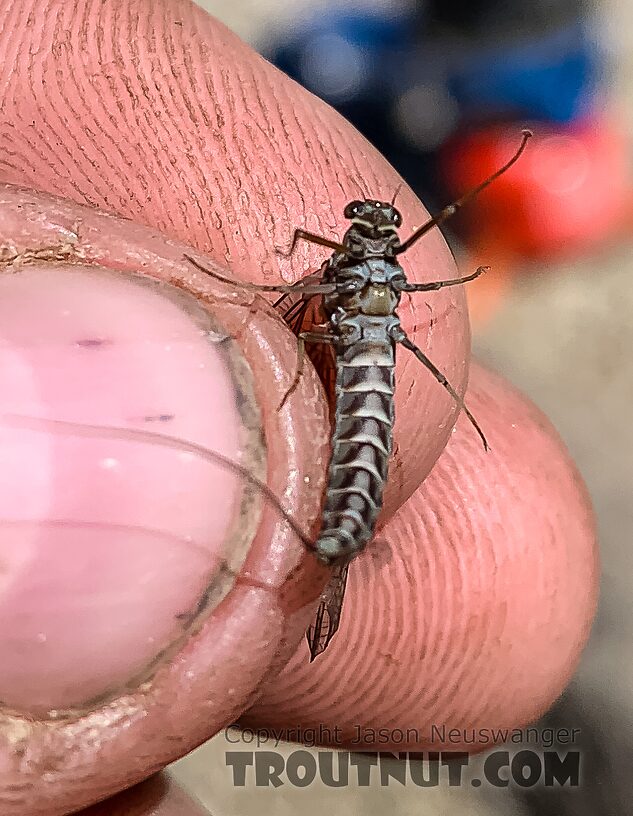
[395, 129, 532, 255]
[184, 253, 336, 297]
[352, 177, 369, 201]
[391, 182, 404, 206]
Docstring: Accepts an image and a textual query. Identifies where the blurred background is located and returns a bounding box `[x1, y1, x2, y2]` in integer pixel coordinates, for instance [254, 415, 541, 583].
[173, 0, 633, 813]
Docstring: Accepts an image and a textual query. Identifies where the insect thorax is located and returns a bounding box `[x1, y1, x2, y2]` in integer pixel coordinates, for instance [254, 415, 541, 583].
[322, 255, 406, 322]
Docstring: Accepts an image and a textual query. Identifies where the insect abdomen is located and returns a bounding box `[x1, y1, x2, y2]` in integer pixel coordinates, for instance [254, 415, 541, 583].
[315, 335, 395, 564]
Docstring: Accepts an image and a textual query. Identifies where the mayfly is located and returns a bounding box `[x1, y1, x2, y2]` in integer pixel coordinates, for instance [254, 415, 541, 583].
[186, 130, 532, 661]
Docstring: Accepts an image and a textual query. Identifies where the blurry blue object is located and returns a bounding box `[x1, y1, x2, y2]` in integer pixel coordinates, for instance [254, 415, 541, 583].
[264, 0, 603, 210]
[269, 8, 417, 104]
[267, 7, 599, 125]
[448, 22, 599, 124]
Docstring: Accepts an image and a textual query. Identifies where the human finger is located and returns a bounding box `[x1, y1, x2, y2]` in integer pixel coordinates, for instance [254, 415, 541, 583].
[244, 363, 598, 752]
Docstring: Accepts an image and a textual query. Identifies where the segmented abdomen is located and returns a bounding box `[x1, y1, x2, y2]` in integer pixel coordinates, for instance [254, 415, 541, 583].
[314, 337, 395, 564]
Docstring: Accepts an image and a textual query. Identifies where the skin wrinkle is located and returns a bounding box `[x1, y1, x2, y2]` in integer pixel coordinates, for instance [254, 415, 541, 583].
[53, 18, 115, 192]
[245, 366, 598, 751]
[0, 1, 597, 813]
[50, 15, 111, 198]
[1, 413, 314, 554]
[0, 185, 329, 814]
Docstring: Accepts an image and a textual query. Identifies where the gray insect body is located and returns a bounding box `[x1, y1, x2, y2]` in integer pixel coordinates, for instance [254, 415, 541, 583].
[290, 196, 494, 659]
[185, 131, 532, 661]
[314, 204, 405, 565]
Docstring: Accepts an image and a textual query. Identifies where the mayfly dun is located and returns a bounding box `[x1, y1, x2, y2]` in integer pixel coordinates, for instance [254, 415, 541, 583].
[186, 130, 532, 661]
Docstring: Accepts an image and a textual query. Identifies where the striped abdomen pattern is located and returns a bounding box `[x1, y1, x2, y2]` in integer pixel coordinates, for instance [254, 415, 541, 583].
[314, 319, 396, 564]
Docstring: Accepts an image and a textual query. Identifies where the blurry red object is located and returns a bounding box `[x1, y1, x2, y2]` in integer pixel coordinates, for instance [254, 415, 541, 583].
[441, 118, 631, 259]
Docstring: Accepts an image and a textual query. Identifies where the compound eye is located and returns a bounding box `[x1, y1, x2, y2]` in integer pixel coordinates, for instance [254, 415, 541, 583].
[344, 200, 364, 219]
[392, 209, 402, 227]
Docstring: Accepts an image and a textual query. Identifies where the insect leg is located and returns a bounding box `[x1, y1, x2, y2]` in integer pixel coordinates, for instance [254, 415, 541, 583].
[403, 266, 489, 292]
[395, 330, 489, 450]
[275, 267, 331, 310]
[394, 130, 532, 256]
[184, 253, 336, 296]
[278, 329, 336, 410]
[277, 229, 349, 258]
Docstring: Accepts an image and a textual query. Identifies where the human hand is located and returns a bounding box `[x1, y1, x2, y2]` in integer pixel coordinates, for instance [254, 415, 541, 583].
[0, 0, 597, 813]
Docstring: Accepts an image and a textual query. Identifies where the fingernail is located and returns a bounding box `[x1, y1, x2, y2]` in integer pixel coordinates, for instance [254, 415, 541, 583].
[0, 265, 252, 716]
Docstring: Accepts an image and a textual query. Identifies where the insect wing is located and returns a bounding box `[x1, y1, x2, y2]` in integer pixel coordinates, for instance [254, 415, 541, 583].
[306, 561, 350, 661]
[278, 269, 323, 330]
[278, 271, 343, 659]
[279, 271, 337, 410]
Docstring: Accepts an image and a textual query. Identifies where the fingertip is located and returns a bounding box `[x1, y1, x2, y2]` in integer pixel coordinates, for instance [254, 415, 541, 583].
[245, 363, 598, 752]
[82, 773, 211, 816]
[0, 186, 330, 814]
[1, 0, 474, 516]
